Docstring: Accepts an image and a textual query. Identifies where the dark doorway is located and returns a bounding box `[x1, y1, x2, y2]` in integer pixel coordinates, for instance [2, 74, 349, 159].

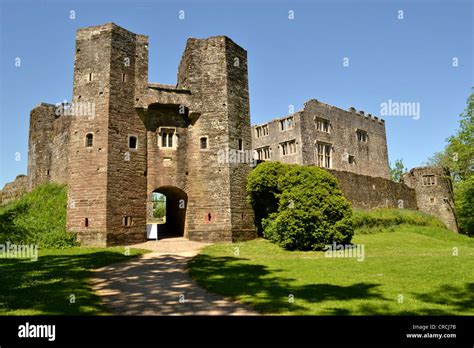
[148, 186, 187, 239]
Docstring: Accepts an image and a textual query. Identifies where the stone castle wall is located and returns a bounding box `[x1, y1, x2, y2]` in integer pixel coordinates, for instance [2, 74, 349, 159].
[0, 175, 28, 206]
[403, 167, 458, 232]
[0, 23, 459, 243]
[27, 103, 70, 190]
[57, 23, 257, 245]
[327, 169, 417, 210]
[175, 36, 256, 242]
[252, 99, 390, 179]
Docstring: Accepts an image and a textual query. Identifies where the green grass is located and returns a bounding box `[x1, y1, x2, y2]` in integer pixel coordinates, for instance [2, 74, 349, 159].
[189, 225, 474, 315]
[0, 247, 147, 315]
[0, 183, 76, 248]
[352, 208, 447, 233]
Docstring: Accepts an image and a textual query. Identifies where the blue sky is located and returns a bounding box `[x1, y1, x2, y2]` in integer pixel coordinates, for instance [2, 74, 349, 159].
[0, 0, 472, 187]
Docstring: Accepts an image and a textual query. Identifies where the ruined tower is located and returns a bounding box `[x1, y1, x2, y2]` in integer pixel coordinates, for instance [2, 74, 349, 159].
[403, 166, 459, 232]
[174, 36, 256, 242]
[65, 23, 256, 245]
[7, 22, 455, 245]
[67, 24, 148, 245]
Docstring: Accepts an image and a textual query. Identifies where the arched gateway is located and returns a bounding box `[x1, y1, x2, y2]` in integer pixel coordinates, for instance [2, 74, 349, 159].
[147, 186, 188, 240]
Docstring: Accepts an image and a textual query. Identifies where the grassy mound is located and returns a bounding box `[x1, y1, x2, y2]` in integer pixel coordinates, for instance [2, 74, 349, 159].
[0, 183, 76, 248]
[353, 208, 447, 234]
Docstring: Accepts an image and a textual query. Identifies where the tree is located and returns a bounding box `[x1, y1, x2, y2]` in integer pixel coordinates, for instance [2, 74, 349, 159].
[427, 89, 474, 235]
[249, 163, 354, 251]
[455, 175, 474, 234]
[389, 159, 406, 183]
[152, 193, 166, 221]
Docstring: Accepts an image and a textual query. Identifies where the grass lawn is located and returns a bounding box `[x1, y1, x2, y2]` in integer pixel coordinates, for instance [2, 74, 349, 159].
[0, 247, 147, 315]
[189, 225, 474, 315]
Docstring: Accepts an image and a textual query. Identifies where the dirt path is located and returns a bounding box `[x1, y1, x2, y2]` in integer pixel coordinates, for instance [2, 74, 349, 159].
[90, 238, 257, 315]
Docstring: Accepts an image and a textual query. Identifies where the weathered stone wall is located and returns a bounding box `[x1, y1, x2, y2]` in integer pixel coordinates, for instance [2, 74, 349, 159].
[64, 24, 256, 245]
[67, 23, 115, 246]
[50, 111, 71, 185]
[19, 22, 455, 246]
[252, 112, 303, 165]
[66, 24, 151, 246]
[176, 36, 257, 242]
[225, 38, 258, 241]
[144, 103, 190, 234]
[403, 167, 458, 232]
[252, 99, 390, 179]
[27, 103, 70, 190]
[0, 175, 28, 206]
[328, 169, 417, 210]
[105, 25, 149, 245]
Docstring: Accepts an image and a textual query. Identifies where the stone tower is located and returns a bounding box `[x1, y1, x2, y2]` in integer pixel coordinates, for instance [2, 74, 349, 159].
[403, 166, 459, 232]
[67, 24, 148, 245]
[172, 36, 256, 242]
[64, 23, 256, 245]
[11, 22, 457, 245]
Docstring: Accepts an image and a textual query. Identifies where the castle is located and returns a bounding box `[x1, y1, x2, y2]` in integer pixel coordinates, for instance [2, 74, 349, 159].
[0, 23, 459, 246]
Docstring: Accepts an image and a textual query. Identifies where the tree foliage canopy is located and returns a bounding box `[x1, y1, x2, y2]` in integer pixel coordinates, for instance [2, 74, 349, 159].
[427, 89, 474, 235]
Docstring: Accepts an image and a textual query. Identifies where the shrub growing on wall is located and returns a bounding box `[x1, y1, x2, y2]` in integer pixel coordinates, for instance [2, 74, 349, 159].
[256, 164, 354, 250]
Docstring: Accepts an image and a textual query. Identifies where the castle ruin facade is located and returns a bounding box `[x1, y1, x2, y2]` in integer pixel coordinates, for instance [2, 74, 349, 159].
[0, 23, 459, 245]
[252, 99, 390, 179]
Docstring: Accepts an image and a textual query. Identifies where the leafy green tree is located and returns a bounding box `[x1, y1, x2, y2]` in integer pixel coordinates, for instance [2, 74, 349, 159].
[455, 176, 474, 234]
[248, 163, 354, 250]
[390, 159, 406, 183]
[152, 193, 166, 220]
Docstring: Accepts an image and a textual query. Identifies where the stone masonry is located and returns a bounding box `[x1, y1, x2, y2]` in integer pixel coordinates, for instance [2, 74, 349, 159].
[251, 98, 458, 232]
[14, 23, 257, 246]
[252, 99, 390, 179]
[403, 167, 459, 232]
[0, 23, 459, 241]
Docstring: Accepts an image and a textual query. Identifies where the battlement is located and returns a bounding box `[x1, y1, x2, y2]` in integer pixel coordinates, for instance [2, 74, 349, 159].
[185, 35, 245, 49]
[252, 98, 389, 179]
[75, 22, 147, 41]
[253, 99, 385, 129]
[306, 99, 385, 125]
[14, 22, 457, 248]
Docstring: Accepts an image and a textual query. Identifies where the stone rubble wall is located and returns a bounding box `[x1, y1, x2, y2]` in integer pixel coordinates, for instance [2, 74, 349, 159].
[0, 175, 29, 206]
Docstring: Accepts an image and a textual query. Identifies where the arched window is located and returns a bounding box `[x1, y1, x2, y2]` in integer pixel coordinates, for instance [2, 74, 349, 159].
[85, 133, 93, 148]
[129, 136, 138, 149]
[159, 128, 176, 148]
[200, 137, 208, 149]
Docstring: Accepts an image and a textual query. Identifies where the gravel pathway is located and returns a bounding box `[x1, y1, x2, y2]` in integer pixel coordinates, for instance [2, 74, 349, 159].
[90, 237, 257, 315]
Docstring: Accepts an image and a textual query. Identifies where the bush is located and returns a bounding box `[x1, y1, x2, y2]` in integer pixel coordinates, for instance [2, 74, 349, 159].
[257, 164, 354, 250]
[246, 161, 291, 235]
[352, 208, 447, 234]
[0, 183, 77, 248]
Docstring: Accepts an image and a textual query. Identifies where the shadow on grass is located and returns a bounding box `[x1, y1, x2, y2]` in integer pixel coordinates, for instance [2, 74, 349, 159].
[413, 283, 474, 314]
[353, 283, 474, 315]
[188, 255, 388, 314]
[0, 250, 135, 315]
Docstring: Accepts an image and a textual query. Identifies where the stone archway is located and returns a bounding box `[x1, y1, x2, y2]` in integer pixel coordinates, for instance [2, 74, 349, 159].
[147, 186, 187, 239]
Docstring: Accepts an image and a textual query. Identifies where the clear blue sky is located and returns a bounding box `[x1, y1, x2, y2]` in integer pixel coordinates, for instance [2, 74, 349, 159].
[0, 0, 472, 187]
